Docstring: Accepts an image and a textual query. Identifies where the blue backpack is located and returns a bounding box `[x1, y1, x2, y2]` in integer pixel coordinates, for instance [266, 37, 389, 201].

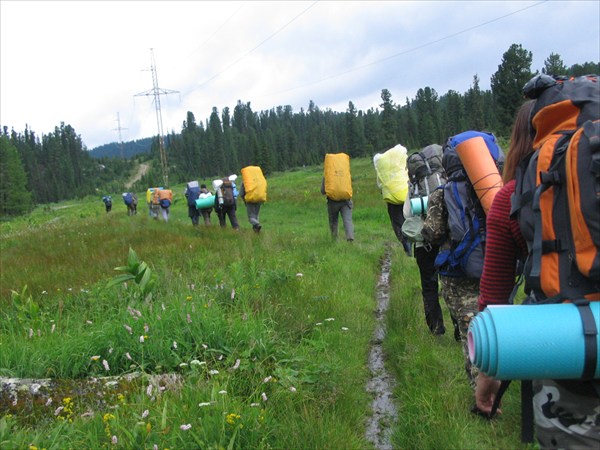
[186, 186, 200, 207]
[435, 131, 504, 278]
[123, 192, 133, 206]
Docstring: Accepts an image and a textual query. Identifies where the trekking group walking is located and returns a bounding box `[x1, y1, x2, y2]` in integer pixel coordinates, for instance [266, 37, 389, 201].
[98, 73, 599, 449]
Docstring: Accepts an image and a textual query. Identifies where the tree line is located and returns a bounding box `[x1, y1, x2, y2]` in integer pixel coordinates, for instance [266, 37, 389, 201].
[1, 43, 598, 217]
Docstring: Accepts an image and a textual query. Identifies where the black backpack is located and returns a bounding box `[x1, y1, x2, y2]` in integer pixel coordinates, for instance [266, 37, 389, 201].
[406, 144, 446, 199]
[220, 180, 235, 206]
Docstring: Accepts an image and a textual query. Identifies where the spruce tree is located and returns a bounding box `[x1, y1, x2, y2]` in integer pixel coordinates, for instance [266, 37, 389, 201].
[0, 135, 33, 216]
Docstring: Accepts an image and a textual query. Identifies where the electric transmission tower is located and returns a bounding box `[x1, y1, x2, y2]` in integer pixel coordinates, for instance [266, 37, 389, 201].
[134, 48, 179, 187]
[113, 112, 128, 159]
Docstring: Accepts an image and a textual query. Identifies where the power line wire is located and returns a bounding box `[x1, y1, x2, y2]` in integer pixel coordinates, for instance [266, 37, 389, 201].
[187, 2, 247, 59]
[196, 0, 319, 89]
[257, 0, 548, 99]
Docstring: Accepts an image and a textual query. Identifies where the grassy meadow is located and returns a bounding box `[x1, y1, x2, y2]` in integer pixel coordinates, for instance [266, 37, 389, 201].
[0, 158, 530, 449]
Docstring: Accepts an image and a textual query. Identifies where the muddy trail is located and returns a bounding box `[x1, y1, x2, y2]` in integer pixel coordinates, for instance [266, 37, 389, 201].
[365, 246, 399, 450]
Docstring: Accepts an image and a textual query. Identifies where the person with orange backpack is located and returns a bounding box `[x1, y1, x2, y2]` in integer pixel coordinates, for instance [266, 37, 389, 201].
[474, 75, 599, 448]
[422, 130, 505, 388]
[153, 188, 172, 222]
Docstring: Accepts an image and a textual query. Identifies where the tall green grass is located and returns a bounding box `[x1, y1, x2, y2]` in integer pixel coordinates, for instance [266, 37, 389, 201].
[0, 158, 528, 449]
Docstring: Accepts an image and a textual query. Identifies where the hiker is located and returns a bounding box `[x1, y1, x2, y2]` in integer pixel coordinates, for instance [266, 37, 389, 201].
[422, 131, 504, 388]
[198, 184, 213, 225]
[474, 101, 533, 418]
[475, 78, 600, 447]
[122, 192, 137, 216]
[102, 195, 112, 213]
[240, 166, 268, 233]
[184, 181, 201, 226]
[321, 153, 354, 242]
[147, 187, 161, 219]
[402, 144, 459, 338]
[214, 177, 240, 230]
[373, 144, 412, 256]
[154, 188, 172, 222]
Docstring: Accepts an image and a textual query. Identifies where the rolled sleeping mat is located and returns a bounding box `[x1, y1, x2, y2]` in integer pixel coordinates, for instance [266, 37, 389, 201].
[212, 179, 223, 191]
[455, 136, 503, 215]
[195, 194, 215, 209]
[410, 196, 428, 215]
[468, 302, 600, 380]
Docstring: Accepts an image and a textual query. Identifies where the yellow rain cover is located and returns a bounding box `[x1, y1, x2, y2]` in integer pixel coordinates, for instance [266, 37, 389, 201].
[241, 166, 267, 203]
[324, 153, 352, 201]
[373, 144, 409, 204]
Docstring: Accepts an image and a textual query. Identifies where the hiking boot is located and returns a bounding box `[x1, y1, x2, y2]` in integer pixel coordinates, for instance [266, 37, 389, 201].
[253, 224, 262, 233]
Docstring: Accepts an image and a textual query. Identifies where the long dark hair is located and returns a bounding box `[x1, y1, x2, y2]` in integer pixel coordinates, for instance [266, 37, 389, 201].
[502, 100, 535, 183]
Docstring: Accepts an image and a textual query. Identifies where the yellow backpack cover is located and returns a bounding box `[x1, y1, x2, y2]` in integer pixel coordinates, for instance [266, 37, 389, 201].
[373, 144, 409, 204]
[241, 166, 267, 203]
[146, 187, 163, 204]
[324, 153, 352, 201]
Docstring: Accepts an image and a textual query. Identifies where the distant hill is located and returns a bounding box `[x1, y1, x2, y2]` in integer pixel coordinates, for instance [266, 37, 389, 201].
[89, 137, 153, 159]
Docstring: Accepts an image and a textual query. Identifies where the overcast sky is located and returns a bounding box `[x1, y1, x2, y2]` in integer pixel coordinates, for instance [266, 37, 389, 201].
[1, 0, 599, 150]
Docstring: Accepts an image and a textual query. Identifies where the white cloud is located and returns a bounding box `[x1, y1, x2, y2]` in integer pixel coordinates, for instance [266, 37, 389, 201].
[1, 0, 598, 149]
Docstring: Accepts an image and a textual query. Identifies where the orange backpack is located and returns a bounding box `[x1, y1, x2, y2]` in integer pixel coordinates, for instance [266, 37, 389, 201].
[512, 74, 600, 303]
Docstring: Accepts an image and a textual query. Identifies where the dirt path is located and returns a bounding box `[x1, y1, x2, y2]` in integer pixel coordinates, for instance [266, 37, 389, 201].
[365, 247, 399, 450]
[125, 162, 150, 189]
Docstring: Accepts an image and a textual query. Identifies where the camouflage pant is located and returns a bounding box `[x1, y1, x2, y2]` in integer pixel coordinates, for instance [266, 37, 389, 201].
[440, 275, 480, 387]
[533, 379, 600, 449]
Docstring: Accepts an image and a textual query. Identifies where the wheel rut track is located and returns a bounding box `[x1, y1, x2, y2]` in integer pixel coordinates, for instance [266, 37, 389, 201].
[365, 245, 399, 450]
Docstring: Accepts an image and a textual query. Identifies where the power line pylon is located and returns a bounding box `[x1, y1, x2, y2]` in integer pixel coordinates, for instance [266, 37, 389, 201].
[113, 112, 128, 159]
[134, 48, 179, 187]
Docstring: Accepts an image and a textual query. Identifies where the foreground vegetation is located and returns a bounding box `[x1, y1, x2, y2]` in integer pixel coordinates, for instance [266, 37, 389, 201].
[0, 158, 529, 449]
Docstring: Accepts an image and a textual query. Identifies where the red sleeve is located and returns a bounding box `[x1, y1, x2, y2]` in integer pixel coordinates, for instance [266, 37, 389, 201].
[478, 181, 527, 310]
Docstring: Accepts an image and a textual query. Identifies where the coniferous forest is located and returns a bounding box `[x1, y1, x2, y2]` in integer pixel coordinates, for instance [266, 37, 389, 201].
[1, 44, 598, 218]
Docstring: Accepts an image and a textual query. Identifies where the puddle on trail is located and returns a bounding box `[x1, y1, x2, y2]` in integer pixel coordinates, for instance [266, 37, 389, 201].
[365, 248, 398, 450]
